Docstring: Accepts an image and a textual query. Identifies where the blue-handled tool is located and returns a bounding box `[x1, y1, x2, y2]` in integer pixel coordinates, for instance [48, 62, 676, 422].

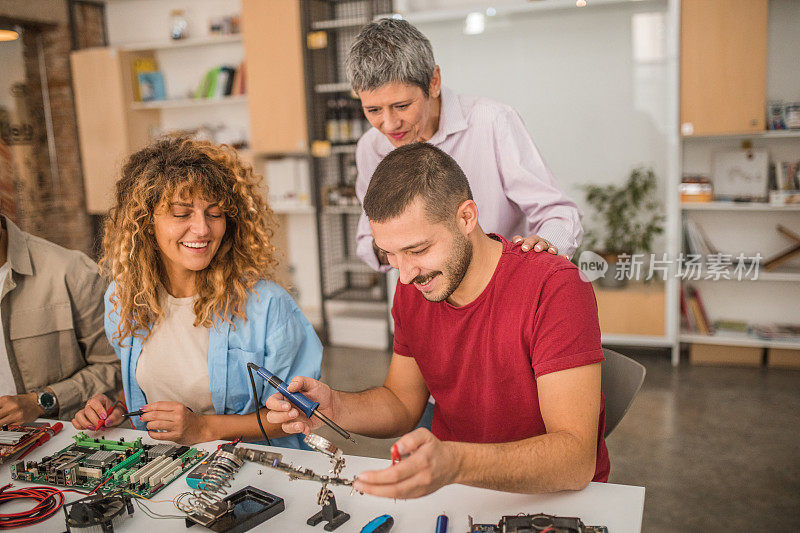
[248, 363, 356, 444]
[435, 513, 448, 533]
[361, 514, 393, 532]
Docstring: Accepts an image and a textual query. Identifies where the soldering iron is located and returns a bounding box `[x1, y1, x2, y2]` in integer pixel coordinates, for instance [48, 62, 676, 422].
[247, 363, 357, 444]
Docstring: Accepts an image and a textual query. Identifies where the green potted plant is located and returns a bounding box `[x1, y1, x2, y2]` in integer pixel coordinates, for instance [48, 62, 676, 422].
[580, 167, 665, 288]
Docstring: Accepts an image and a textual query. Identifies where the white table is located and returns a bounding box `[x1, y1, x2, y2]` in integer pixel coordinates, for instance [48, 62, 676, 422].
[5, 424, 645, 532]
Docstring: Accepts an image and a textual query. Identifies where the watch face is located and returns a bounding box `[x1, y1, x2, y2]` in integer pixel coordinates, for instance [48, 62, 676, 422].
[40, 392, 56, 410]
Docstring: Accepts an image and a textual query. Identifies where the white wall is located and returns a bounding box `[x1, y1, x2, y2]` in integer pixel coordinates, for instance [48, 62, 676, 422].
[766, 0, 800, 104]
[414, 0, 671, 252]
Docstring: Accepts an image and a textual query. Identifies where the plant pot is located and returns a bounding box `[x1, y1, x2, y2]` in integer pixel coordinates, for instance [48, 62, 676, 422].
[597, 253, 629, 288]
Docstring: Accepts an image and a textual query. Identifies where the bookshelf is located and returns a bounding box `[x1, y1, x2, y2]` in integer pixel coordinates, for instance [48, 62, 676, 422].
[671, 0, 800, 364]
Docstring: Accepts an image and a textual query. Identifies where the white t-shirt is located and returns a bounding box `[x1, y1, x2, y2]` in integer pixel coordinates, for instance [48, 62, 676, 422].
[0, 262, 16, 396]
[135, 294, 215, 415]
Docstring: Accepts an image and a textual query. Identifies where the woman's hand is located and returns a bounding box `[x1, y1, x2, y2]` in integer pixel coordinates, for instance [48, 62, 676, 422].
[512, 234, 559, 255]
[139, 402, 210, 445]
[72, 394, 124, 431]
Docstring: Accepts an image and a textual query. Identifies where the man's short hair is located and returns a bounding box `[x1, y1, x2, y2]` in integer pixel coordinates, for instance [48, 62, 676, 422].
[363, 143, 473, 225]
[345, 18, 435, 95]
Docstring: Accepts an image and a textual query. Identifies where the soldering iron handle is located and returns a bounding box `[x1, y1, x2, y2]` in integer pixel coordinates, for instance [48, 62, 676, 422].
[250, 364, 320, 418]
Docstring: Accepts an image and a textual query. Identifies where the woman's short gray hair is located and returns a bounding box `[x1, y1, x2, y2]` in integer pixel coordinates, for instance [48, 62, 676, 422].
[345, 18, 435, 95]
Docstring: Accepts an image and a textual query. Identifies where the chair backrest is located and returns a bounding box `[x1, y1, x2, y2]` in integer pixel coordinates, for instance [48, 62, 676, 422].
[601, 348, 646, 438]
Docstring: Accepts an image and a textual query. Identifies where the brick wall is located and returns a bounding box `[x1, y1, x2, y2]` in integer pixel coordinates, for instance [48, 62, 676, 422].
[0, 1, 106, 255]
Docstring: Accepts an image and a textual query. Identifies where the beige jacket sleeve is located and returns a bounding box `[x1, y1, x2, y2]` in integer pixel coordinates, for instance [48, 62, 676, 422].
[47, 253, 120, 418]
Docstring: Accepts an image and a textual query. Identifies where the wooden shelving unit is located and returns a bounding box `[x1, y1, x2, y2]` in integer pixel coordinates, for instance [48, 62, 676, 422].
[675, 0, 800, 364]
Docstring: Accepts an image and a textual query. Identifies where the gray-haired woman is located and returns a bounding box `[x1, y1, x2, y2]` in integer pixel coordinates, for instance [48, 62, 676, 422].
[347, 18, 583, 270]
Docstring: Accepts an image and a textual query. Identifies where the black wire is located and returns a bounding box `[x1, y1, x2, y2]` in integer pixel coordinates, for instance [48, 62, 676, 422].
[131, 498, 184, 520]
[247, 363, 271, 446]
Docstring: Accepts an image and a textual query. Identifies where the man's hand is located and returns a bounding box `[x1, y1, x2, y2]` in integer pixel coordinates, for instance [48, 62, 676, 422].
[353, 428, 461, 499]
[265, 376, 334, 435]
[72, 394, 124, 431]
[139, 402, 210, 445]
[0, 393, 43, 426]
[512, 234, 559, 255]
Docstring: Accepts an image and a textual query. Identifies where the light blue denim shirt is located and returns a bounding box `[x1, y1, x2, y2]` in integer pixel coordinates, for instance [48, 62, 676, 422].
[104, 280, 322, 449]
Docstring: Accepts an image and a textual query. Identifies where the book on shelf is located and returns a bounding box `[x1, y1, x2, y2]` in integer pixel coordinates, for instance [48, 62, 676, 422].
[751, 323, 800, 341]
[132, 57, 158, 102]
[682, 219, 718, 257]
[194, 63, 246, 100]
[137, 71, 166, 102]
[713, 320, 749, 334]
[681, 285, 713, 335]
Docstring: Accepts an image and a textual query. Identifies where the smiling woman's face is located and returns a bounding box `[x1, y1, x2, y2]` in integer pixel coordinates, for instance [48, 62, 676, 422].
[358, 70, 441, 148]
[152, 189, 226, 291]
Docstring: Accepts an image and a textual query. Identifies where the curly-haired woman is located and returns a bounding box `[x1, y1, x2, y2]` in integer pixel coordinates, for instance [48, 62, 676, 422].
[71, 136, 322, 447]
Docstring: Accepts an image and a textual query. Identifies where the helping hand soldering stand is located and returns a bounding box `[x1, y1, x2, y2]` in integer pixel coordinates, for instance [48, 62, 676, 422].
[306, 433, 350, 531]
[307, 486, 349, 531]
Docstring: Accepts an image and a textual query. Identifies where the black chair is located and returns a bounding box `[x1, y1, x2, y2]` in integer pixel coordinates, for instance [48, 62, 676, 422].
[601, 348, 646, 437]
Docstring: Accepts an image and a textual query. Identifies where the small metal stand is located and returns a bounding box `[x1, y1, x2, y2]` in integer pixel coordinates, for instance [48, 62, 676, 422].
[307, 487, 349, 531]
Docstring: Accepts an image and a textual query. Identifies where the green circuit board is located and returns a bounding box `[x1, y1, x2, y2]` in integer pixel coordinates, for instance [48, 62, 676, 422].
[10, 432, 207, 497]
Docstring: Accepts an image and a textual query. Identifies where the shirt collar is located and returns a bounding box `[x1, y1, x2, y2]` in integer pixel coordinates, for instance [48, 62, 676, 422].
[427, 86, 468, 145]
[3, 216, 33, 276]
[374, 86, 468, 157]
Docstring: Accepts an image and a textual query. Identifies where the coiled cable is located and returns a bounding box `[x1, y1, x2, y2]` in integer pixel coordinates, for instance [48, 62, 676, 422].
[175, 449, 243, 521]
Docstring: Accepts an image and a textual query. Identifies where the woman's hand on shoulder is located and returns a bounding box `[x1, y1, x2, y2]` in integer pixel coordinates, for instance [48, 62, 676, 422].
[72, 394, 124, 431]
[139, 402, 209, 445]
[512, 234, 559, 255]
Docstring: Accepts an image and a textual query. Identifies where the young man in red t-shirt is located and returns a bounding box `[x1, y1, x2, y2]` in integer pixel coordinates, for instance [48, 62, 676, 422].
[267, 143, 609, 498]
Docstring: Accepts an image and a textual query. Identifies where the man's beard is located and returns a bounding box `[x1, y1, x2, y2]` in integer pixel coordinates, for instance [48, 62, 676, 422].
[414, 231, 473, 303]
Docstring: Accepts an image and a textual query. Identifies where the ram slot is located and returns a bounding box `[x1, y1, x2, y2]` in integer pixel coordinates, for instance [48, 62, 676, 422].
[129, 456, 168, 485]
[108, 449, 144, 478]
[149, 458, 181, 487]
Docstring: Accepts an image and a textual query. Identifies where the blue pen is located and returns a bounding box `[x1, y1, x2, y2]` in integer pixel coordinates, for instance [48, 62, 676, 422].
[361, 514, 393, 533]
[436, 513, 448, 533]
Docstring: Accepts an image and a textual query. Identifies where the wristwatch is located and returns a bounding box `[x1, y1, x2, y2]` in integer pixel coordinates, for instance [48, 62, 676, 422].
[36, 390, 58, 417]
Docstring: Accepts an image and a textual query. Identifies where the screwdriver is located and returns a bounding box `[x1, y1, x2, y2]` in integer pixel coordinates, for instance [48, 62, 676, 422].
[248, 363, 357, 444]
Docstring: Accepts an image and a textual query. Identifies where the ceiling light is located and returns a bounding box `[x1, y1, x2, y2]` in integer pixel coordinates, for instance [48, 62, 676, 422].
[0, 29, 20, 42]
[464, 12, 485, 35]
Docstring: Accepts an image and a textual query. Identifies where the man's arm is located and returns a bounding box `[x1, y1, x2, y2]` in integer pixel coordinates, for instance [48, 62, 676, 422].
[353, 363, 601, 498]
[267, 353, 430, 439]
[49, 254, 120, 417]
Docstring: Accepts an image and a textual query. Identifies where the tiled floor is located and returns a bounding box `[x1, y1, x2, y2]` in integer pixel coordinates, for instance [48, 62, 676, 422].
[318, 345, 800, 532]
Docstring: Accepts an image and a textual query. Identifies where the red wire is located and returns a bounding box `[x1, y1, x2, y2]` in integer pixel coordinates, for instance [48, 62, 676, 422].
[0, 484, 66, 529]
[89, 475, 112, 495]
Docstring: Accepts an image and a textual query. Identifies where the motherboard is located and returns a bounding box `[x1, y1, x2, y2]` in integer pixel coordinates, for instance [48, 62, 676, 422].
[10, 432, 207, 497]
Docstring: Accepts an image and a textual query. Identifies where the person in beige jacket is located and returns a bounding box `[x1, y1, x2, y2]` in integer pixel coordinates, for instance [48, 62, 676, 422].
[0, 214, 120, 424]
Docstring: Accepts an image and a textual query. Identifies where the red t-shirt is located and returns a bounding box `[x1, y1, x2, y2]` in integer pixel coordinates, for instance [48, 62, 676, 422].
[392, 235, 610, 482]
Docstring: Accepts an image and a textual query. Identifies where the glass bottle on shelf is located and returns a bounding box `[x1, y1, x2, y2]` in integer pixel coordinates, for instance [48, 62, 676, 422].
[170, 9, 189, 40]
[338, 99, 351, 143]
[326, 100, 340, 143]
[349, 99, 364, 141]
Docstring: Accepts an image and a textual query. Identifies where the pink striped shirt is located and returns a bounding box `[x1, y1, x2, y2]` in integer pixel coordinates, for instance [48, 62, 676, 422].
[355, 86, 583, 271]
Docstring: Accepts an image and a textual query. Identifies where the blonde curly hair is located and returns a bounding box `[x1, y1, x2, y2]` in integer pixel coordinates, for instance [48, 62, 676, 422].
[101, 136, 279, 343]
